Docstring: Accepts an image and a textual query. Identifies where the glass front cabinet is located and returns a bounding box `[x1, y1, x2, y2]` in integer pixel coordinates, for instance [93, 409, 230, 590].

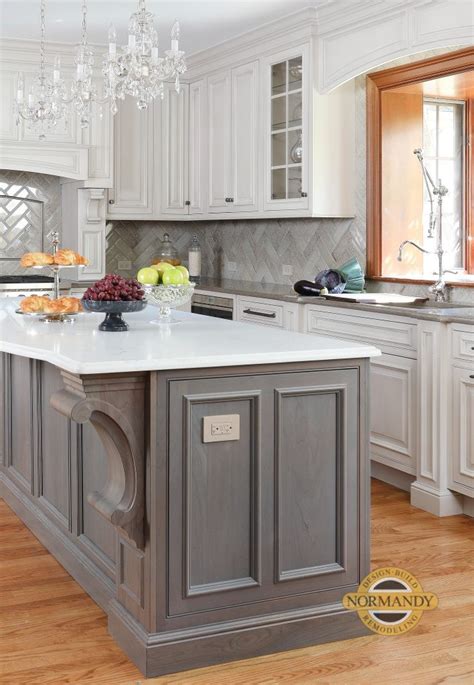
[264, 45, 310, 212]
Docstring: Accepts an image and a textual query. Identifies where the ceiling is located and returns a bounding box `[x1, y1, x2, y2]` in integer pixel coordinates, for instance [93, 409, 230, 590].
[0, 0, 316, 55]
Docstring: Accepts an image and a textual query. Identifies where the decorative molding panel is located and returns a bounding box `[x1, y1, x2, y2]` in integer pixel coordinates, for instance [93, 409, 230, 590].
[274, 385, 345, 583]
[0, 142, 88, 180]
[182, 391, 262, 599]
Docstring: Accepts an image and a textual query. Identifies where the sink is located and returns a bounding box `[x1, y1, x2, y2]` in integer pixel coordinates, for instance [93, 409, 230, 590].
[387, 301, 473, 310]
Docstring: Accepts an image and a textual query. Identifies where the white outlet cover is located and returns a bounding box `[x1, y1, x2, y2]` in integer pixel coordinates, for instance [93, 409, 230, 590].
[203, 414, 240, 443]
[282, 264, 293, 276]
[227, 261, 237, 272]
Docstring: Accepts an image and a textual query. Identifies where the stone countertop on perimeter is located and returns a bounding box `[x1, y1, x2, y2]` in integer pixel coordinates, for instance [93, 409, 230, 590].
[194, 277, 474, 325]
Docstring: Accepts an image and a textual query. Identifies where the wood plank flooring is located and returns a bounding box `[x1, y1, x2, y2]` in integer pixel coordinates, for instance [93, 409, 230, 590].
[1, 480, 473, 685]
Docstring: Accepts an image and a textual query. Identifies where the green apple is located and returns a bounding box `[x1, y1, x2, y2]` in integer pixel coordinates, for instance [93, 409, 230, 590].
[136, 267, 159, 285]
[175, 265, 190, 282]
[162, 268, 185, 286]
[154, 261, 174, 273]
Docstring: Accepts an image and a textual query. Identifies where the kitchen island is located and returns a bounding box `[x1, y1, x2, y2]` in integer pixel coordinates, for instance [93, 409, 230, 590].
[0, 300, 379, 677]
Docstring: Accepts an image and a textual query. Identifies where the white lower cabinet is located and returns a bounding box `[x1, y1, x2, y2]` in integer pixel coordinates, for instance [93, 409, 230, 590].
[236, 296, 298, 331]
[449, 365, 474, 497]
[370, 354, 417, 475]
[304, 305, 417, 475]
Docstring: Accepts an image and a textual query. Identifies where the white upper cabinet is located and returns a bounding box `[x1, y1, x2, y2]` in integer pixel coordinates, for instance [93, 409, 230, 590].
[263, 44, 354, 218]
[188, 80, 206, 215]
[107, 95, 156, 218]
[161, 84, 189, 215]
[263, 46, 309, 212]
[208, 61, 258, 214]
[231, 62, 259, 212]
[208, 71, 232, 212]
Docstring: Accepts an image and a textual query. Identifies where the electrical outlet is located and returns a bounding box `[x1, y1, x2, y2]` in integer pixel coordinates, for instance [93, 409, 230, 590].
[118, 260, 132, 271]
[203, 414, 240, 443]
[227, 261, 237, 272]
[282, 264, 293, 276]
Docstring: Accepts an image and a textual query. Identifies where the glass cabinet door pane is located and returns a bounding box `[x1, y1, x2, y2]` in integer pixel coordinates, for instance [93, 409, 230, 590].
[288, 129, 303, 164]
[272, 96, 286, 132]
[272, 61, 287, 95]
[288, 91, 302, 128]
[288, 167, 302, 198]
[288, 57, 302, 91]
[272, 132, 286, 167]
[272, 169, 286, 199]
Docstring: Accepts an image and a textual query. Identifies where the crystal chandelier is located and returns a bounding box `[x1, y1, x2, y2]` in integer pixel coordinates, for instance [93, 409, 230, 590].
[15, 0, 68, 139]
[103, 0, 187, 114]
[68, 0, 102, 128]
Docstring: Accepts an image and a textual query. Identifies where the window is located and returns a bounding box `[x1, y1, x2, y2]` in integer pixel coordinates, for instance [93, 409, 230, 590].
[366, 48, 474, 284]
[422, 99, 464, 274]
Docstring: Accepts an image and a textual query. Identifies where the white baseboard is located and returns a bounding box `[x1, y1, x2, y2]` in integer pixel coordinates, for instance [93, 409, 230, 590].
[462, 496, 474, 518]
[410, 481, 464, 517]
[371, 462, 414, 493]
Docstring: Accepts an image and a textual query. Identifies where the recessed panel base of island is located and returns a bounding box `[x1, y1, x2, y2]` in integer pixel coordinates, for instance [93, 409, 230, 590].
[0, 304, 379, 677]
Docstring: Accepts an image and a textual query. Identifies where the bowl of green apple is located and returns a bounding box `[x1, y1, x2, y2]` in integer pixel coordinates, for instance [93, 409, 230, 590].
[137, 262, 195, 324]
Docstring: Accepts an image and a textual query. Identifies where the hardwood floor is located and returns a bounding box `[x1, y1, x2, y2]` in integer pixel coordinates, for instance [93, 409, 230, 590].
[1, 479, 473, 685]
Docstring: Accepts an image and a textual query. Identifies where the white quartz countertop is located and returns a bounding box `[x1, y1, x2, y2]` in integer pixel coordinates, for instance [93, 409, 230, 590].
[0, 299, 380, 374]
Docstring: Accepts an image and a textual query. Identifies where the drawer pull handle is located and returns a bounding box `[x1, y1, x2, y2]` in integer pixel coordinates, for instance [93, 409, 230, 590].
[470, 375, 474, 379]
[243, 308, 276, 319]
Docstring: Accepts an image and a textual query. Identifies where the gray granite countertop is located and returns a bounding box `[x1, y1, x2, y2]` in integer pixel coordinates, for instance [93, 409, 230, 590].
[195, 277, 474, 325]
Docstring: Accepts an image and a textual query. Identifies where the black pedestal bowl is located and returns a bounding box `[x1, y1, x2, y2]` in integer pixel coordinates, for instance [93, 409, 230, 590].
[82, 299, 147, 331]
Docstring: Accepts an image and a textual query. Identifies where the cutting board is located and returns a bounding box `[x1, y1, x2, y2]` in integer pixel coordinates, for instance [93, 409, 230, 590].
[323, 293, 429, 305]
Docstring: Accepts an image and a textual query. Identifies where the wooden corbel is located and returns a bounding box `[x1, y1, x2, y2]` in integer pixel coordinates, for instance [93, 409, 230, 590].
[51, 372, 147, 550]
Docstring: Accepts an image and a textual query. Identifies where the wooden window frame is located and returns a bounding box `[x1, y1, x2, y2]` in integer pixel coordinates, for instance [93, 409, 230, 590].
[367, 47, 474, 286]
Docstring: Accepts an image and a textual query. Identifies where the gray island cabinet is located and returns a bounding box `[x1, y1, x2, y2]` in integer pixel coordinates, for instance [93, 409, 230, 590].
[0, 303, 379, 677]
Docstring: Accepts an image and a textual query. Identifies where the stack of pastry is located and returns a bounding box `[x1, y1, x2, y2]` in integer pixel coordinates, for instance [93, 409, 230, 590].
[20, 295, 84, 315]
[20, 250, 89, 267]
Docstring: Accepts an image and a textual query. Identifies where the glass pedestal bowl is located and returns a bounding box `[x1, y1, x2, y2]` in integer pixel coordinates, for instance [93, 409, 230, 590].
[144, 283, 195, 324]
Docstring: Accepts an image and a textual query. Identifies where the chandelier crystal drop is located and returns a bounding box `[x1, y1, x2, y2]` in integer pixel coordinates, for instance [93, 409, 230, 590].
[103, 0, 187, 114]
[15, 0, 69, 140]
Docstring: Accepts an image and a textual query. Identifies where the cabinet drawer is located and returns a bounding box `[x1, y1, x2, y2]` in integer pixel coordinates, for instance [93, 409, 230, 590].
[237, 298, 284, 327]
[306, 307, 417, 357]
[451, 328, 474, 363]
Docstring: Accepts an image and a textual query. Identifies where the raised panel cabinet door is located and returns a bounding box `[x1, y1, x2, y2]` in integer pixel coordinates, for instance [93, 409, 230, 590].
[370, 354, 417, 475]
[208, 71, 232, 212]
[83, 80, 113, 186]
[165, 367, 362, 621]
[107, 95, 155, 217]
[188, 80, 206, 215]
[449, 367, 474, 496]
[38, 363, 70, 528]
[231, 61, 259, 212]
[0, 69, 20, 140]
[161, 83, 189, 215]
[5, 355, 34, 491]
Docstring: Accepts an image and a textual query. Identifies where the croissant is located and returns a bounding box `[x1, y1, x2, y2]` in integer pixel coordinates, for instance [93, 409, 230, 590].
[74, 253, 89, 266]
[20, 252, 54, 267]
[20, 295, 50, 313]
[55, 297, 83, 313]
[53, 249, 77, 266]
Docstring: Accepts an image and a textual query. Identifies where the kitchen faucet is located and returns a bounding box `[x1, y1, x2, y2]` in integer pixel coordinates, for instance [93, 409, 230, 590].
[397, 148, 451, 302]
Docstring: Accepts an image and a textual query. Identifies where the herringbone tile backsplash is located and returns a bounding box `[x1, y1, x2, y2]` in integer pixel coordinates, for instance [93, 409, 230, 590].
[0, 169, 61, 276]
[106, 217, 365, 285]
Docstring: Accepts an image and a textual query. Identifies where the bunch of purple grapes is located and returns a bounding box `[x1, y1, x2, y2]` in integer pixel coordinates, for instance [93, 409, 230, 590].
[83, 274, 145, 302]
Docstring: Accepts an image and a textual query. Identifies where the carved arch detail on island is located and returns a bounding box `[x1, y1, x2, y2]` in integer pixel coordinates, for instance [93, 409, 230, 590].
[50, 375, 146, 550]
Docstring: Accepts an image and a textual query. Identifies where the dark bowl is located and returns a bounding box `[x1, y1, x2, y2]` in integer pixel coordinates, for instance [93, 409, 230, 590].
[82, 298, 147, 331]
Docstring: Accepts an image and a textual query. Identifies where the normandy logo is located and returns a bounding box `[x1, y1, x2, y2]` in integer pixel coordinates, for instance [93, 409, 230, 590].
[342, 567, 438, 635]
